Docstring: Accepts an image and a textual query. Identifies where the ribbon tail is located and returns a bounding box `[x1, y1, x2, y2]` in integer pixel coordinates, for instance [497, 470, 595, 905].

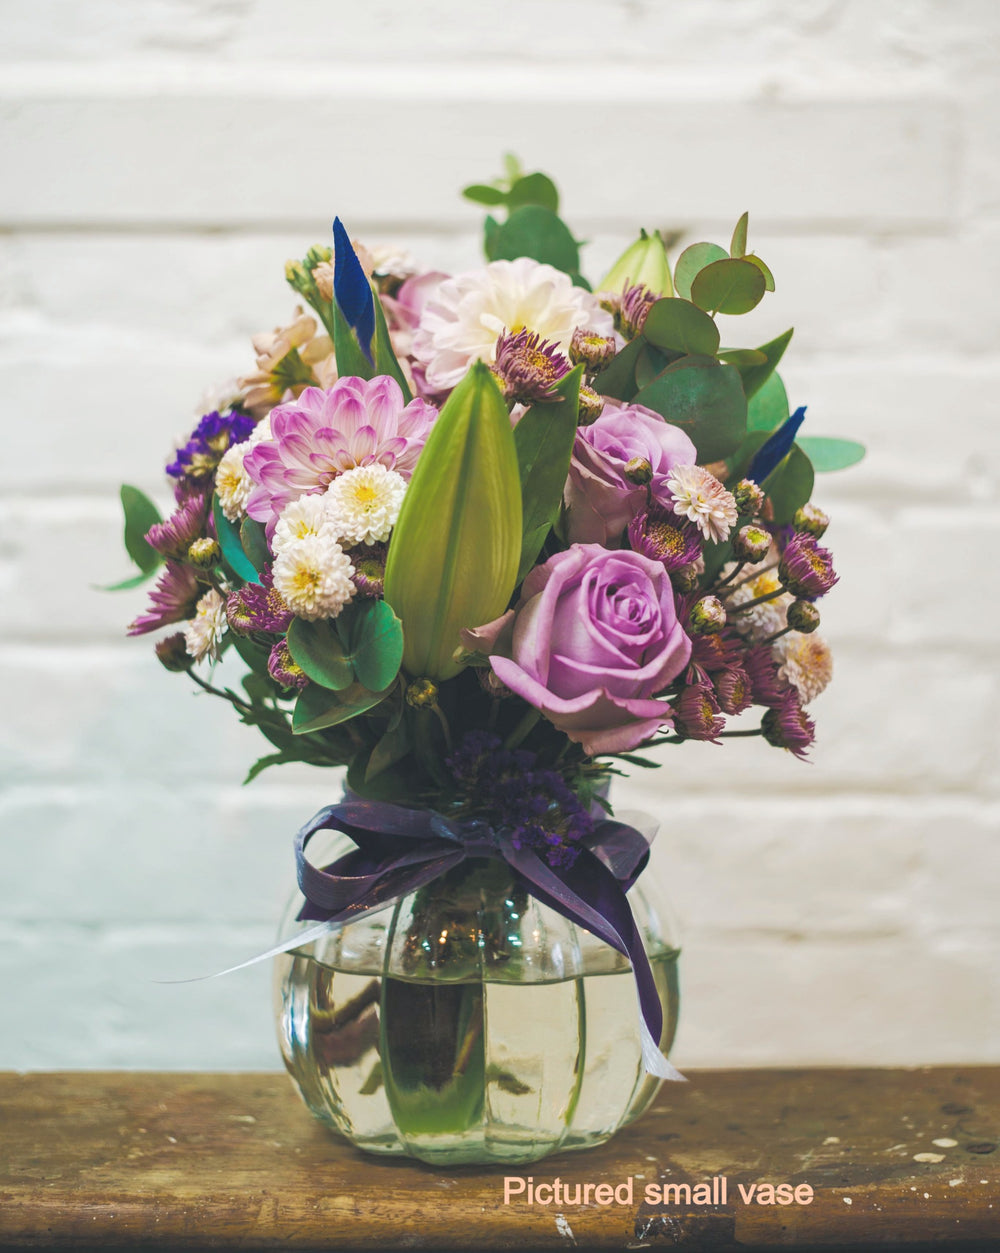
[153, 919, 339, 984]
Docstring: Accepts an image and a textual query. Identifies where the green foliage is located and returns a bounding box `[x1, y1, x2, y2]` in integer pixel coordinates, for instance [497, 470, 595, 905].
[763, 445, 815, 524]
[212, 497, 260, 584]
[633, 355, 748, 462]
[642, 298, 721, 357]
[293, 681, 391, 734]
[507, 172, 559, 212]
[231, 632, 273, 677]
[287, 618, 354, 690]
[746, 370, 790, 434]
[490, 205, 581, 275]
[599, 229, 672, 297]
[730, 212, 749, 259]
[513, 366, 583, 582]
[120, 485, 162, 575]
[372, 284, 414, 402]
[796, 437, 866, 472]
[591, 336, 644, 402]
[690, 258, 766, 316]
[332, 293, 375, 380]
[737, 328, 794, 401]
[287, 600, 405, 693]
[745, 254, 775, 292]
[239, 518, 270, 574]
[673, 242, 728, 301]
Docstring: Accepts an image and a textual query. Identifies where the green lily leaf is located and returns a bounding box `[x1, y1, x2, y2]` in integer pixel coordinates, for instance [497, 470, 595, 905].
[763, 445, 815, 525]
[287, 618, 354, 691]
[213, 497, 260, 584]
[240, 517, 270, 574]
[642, 298, 720, 357]
[372, 284, 413, 402]
[332, 294, 374, 380]
[673, 242, 728, 302]
[797, 437, 866, 472]
[633, 355, 747, 462]
[491, 205, 580, 275]
[730, 212, 749, 259]
[513, 366, 583, 582]
[292, 681, 390, 734]
[691, 258, 766, 316]
[120, 484, 162, 574]
[738, 328, 794, 401]
[746, 370, 790, 434]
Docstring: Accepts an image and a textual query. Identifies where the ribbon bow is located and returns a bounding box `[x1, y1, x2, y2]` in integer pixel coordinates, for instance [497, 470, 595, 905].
[293, 798, 682, 1081]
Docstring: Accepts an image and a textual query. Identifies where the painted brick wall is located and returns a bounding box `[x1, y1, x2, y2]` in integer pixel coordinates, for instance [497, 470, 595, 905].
[1, 0, 997, 1070]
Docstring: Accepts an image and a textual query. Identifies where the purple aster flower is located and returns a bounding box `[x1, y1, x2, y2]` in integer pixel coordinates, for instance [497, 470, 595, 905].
[145, 492, 210, 560]
[620, 283, 657, 337]
[690, 632, 744, 673]
[743, 645, 790, 708]
[243, 378, 437, 528]
[226, 568, 293, 635]
[761, 691, 816, 759]
[127, 562, 201, 636]
[673, 681, 725, 742]
[166, 410, 254, 482]
[714, 666, 753, 716]
[492, 328, 571, 403]
[350, 543, 387, 599]
[779, 532, 838, 600]
[628, 505, 702, 573]
[267, 639, 308, 691]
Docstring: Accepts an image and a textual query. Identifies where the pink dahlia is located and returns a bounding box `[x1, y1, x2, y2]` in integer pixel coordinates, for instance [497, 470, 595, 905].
[243, 378, 436, 527]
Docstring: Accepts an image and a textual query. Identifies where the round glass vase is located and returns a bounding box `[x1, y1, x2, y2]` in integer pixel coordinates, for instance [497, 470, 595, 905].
[273, 832, 680, 1167]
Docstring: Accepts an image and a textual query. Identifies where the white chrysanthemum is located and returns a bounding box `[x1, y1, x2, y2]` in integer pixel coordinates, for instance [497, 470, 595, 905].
[183, 589, 226, 661]
[215, 417, 273, 522]
[272, 534, 356, 621]
[726, 568, 792, 642]
[774, 632, 833, 704]
[412, 257, 615, 391]
[666, 464, 739, 543]
[323, 464, 407, 547]
[272, 493, 339, 556]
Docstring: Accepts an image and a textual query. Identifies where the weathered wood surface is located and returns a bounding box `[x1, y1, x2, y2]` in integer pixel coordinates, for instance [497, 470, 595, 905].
[0, 1069, 997, 1251]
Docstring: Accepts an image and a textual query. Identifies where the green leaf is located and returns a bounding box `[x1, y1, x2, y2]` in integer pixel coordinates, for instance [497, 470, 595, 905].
[591, 336, 644, 402]
[513, 366, 583, 582]
[286, 617, 354, 691]
[240, 517, 270, 574]
[642, 298, 721, 357]
[338, 599, 405, 692]
[507, 172, 559, 212]
[99, 569, 158, 592]
[717, 348, 766, 367]
[483, 214, 501, 262]
[491, 205, 580, 275]
[244, 752, 299, 784]
[673, 242, 728, 302]
[213, 497, 260, 584]
[730, 212, 749, 259]
[763, 445, 815, 525]
[372, 285, 413, 402]
[231, 632, 273, 677]
[633, 356, 747, 462]
[797, 437, 866, 472]
[120, 485, 162, 574]
[365, 719, 412, 781]
[738, 328, 794, 401]
[691, 258, 766, 316]
[332, 294, 374, 380]
[634, 343, 673, 390]
[462, 183, 507, 206]
[746, 370, 789, 434]
[293, 681, 390, 734]
[745, 253, 775, 292]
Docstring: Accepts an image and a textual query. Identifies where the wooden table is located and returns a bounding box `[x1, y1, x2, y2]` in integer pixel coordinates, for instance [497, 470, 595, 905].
[0, 1069, 997, 1250]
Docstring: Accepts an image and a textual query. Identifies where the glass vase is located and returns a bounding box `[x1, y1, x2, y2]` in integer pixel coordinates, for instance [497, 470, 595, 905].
[273, 830, 680, 1166]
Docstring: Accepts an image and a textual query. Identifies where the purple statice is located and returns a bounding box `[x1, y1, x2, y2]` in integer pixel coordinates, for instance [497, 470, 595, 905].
[267, 639, 308, 691]
[128, 561, 201, 636]
[672, 681, 725, 742]
[627, 504, 702, 573]
[225, 568, 293, 636]
[145, 491, 210, 560]
[779, 532, 838, 600]
[492, 328, 570, 403]
[761, 691, 816, 759]
[166, 410, 255, 483]
[446, 732, 594, 869]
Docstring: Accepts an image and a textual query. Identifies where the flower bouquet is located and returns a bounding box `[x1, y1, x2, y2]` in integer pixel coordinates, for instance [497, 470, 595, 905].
[113, 159, 864, 1164]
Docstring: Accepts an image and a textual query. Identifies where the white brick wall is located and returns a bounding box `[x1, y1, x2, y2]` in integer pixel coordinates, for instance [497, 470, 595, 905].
[1, 0, 997, 1070]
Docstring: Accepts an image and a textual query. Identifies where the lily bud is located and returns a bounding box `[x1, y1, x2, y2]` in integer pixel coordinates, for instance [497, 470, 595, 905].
[599, 229, 673, 298]
[384, 361, 522, 681]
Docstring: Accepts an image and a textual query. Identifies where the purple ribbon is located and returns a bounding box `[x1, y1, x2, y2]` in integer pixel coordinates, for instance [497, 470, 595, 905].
[293, 798, 670, 1069]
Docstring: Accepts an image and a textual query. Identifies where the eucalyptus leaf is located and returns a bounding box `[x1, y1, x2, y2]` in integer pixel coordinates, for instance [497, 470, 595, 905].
[633, 356, 747, 462]
[213, 497, 260, 584]
[292, 681, 390, 734]
[673, 242, 728, 302]
[286, 618, 354, 691]
[507, 172, 559, 212]
[240, 517, 270, 574]
[232, 632, 273, 677]
[745, 253, 775, 292]
[338, 599, 405, 692]
[483, 214, 501, 262]
[691, 258, 766, 316]
[491, 205, 580, 275]
[762, 445, 815, 525]
[99, 569, 157, 592]
[746, 370, 789, 434]
[730, 211, 749, 259]
[634, 343, 673, 391]
[738, 328, 793, 401]
[591, 336, 644, 402]
[717, 348, 766, 367]
[120, 485, 162, 574]
[797, 437, 866, 472]
[462, 183, 507, 206]
[642, 298, 720, 357]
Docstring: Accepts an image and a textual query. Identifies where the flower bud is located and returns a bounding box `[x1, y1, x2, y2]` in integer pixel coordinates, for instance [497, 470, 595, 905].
[577, 385, 604, 424]
[733, 524, 771, 564]
[599, 229, 673, 298]
[405, 677, 439, 708]
[779, 533, 838, 599]
[733, 478, 765, 516]
[689, 595, 727, 635]
[284, 259, 308, 289]
[384, 361, 522, 681]
[570, 329, 616, 371]
[187, 537, 221, 568]
[623, 457, 653, 486]
[793, 502, 830, 539]
[671, 563, 701, 594]
[786, 599, 821, 633]
[155, 632, 193, 673]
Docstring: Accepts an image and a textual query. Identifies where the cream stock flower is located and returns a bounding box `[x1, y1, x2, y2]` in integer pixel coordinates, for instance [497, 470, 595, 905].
[323, 463, 407, 547]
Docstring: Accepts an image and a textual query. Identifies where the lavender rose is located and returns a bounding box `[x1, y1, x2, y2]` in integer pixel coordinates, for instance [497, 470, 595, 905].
[465, 544, 692, 756]
[563, 402, 696, 545]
